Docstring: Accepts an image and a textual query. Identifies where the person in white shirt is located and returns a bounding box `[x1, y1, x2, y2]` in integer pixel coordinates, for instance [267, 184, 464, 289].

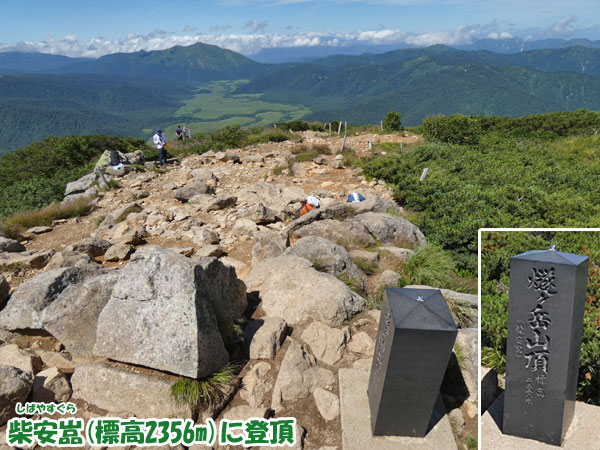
[153, 129, 167, 168]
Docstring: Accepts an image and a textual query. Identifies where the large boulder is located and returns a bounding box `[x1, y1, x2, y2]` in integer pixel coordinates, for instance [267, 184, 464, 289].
[237, 182, 306, 208]
[0, 267, 92, 330]
[351, 212, 425, 247]
[64, 173, 96, 196]
[40, 271, 119, 358]
[300, 321, 347, 365]
[31, 367, 72, 402]
[294, 219, 376, 248]
[245, 255, 366, 327]
[191, 168, 218, 183]
[194, 257, 248, 321]
[285, 236, 366, 290]
[0, 365, 33, 426]
[0, 344, 43, 375]
[45, 250, 99, 270]
[252, 229, 288, 267]
[239, 203, 281, 225]
[174, 182, 215, 202]
[0, 237, 26, 253]
[93, 246, 228, 378]
[71, 362, 192, 418]
[243, 317, 288, 360]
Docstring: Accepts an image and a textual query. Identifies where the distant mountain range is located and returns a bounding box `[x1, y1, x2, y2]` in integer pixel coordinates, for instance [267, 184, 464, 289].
[1, 40, 600, 154]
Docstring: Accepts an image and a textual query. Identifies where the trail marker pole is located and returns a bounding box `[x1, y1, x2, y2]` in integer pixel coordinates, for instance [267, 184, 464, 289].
[338, 121, 342, 136]
[419, 168, 429, 181]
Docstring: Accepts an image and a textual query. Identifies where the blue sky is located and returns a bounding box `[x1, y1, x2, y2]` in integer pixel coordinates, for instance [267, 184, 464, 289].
[1, 0, 599, 57]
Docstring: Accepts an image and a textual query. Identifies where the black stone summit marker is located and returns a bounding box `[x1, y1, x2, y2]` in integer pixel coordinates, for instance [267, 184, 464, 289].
[503, 248, 588, 446]
[367, 288, 458, 437]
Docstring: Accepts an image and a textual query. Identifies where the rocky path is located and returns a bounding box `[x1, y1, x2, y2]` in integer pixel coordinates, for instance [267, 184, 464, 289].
[0, 130, 477, 450]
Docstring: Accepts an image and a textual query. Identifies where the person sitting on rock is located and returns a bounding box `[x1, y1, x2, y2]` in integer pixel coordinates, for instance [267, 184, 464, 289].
[295, 195, 320, 218]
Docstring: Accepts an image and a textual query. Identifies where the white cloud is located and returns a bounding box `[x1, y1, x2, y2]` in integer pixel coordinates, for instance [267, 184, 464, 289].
[244, 19, 268, 33]
[551, 15, 577, 35]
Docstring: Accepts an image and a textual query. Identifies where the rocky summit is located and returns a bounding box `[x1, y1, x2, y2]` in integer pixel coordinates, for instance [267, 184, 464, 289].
[0, 130, 477, 449]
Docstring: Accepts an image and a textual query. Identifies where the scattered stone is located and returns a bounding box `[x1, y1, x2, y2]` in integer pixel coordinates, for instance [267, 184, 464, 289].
[35, 351, 76, 373]
[97, 202, 141, 231]
[104, 244, 134, 261]
[352, 212, 426, 247]
[191, 168, 218, 183]
[0, 237, 26, 253]
[31, 367, 72, 402]
[232, 218, 259, 236]
[313, 156, 327, 165]
[45, 250, 98, 270]
[243, 317, 288, 360]
[64, 237, 111, 257]
[108, 221, 145, 245]
[240, 362, 272, 408]
[245, 255, 367, 327]
[194, 245, 225, 258]
[0, 249, 54, 271]
[313, 388, 340, 421]
[300, 322, 347, 365]
[252, 229, 288, 267]
[192, 226, 220, 246]
[168, 247, 195, 257]
[40, 271, 118, 358]
[0, 365, 33, 426]
[0, 344, 43, 375]
[71, 362, 192, 419]
[291, 163, 306, 177]
[131, 189, 150, 199]
[331, 160, 343, 169]
[26, 226, 53, 235]
[220, 257, 250, 280]
[0, 267, 92, 330]
[347, 332, 375, 356]
[294, 219, 376, 248]
[240, 203, 280, 224]
[215, 151, 240, 163]
[191, 194, 236, 211]
[174, 182, 215, 202]
[271, 339, 335, 409]
[94, 246, 228, 377]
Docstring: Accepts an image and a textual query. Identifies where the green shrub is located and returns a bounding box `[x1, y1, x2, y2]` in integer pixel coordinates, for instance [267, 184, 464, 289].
[383, 111, 402, 132]
[422, 114, 482, 145]
[401, 243, 460, 289]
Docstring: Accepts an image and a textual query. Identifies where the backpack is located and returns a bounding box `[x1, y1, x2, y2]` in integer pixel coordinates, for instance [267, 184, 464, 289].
[109, 150, 122, 167]
[295, 201, 317, 218]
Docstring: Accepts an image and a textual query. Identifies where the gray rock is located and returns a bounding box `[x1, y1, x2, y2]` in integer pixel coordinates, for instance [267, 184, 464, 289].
[0, 365, 33, 426]
[246, 255, 366, 327]
[0, 275, 9, 308]
[286, 236, 367, 290]
[41, 271, 119, 358]
[291, 163, 306, 177]
[313, 156, 327, 165]
[331, 160, 343, 169]
[192, 226, 220, 246]
[191, 168, 219, 183]
[97, 202, 141, 231]
[236, 182, 306, 208]
[349, 249, 378, 263]
[93, 246, 228, 378]
[0, 237, 26, 253]
[0, 249, 54, 271]
[131, 189, 150, 199]
[104, 244, 133, 261]
[45, 250, 98, 270]
[61, 187, 98, 205]
[31, 367, 72, 402]
[347, 332, 375, 356]
[240, 362, 272, 408]
[240, 203, 280, 224]
[300, 322, 347, 365]
[34, 351, 76, 373]
[219, 257, 250, 280]
[190, 194, 236, 211]
[294, 219, 376, 248]
[64, 237, 111, 257]
[455, 328, 478, 402]
[252, 229, 288, 267]
[0, 267, 91, 330]
[71, 362, 192, 418]
[378, 270, 401, 288]
[351, 212, 426, 247]
[231, 218, 259, 236]
[271, 338, 335, 409]
[0, 344, 43, 374]
[243, 317, 288, 360]
[379, 246, 414, 263]
[215, 151, 240, 163]
[195, 256, 248, 321]
[313, 388, 340, 420]
[64, 173, 96, 196]
[26, 226, 53, 235]
[194, 245, 225, 258]
[104, 166, 129, 176]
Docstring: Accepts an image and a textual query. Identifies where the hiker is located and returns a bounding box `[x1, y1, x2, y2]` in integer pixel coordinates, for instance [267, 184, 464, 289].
[295, 195, 320, 218]
[183, 126, 191, 139]
[133, 149, 146, 164]
[175, 125, 183, 141]
[153, 129, 167, 168]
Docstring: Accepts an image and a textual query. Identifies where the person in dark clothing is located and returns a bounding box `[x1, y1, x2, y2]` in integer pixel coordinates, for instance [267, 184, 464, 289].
[175, 125, 183, 141]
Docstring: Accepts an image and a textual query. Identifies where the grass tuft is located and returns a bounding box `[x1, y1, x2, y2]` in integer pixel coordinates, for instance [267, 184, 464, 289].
[2, 197, 93, 232]
[351, 257, 378, 275]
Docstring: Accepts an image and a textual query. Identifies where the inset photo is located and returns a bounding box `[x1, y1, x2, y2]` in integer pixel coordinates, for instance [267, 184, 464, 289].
[480, 229, 600, 449]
